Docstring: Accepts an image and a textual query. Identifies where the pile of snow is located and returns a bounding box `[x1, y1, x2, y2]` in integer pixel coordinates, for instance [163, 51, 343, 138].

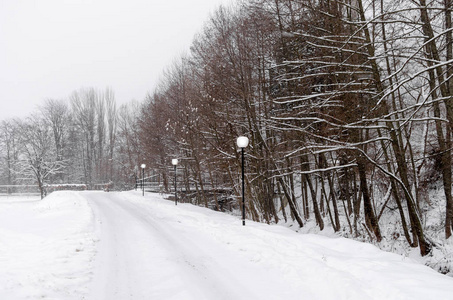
[0, 191, 97, 299]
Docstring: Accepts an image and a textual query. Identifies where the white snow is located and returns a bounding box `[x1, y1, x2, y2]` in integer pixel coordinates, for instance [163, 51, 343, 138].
[1, 191, 453, 299]
[0, 192, 96, 299]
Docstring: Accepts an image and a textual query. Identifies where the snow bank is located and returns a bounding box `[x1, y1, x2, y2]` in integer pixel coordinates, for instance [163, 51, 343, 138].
[0, 191, 97, 299]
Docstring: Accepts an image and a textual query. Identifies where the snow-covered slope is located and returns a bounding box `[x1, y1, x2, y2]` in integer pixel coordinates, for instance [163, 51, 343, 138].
[1, 191, 452, 299]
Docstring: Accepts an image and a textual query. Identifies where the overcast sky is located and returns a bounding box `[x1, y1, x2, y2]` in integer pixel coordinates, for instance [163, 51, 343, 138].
[0, 0, 232, 121]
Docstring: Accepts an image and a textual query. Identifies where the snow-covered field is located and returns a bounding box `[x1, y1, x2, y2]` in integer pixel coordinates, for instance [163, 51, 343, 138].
[1, 191, 453, 299]
[0, 192, 96, 299]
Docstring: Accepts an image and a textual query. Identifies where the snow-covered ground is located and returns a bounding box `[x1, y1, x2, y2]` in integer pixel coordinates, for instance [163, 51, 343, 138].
[1, 191, 453, 299]
[0, 192, 96, 299]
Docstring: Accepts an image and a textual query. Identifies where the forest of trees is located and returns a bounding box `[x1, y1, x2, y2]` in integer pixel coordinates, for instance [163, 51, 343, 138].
[1, 0, 453, 271]
[0, 88, 143, 198]
[140, 0, 453, 261]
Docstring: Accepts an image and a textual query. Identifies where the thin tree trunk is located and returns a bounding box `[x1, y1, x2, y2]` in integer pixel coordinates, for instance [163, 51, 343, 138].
[277, 180, 288, 223]
[277, 177, 304, 227]
[301, 154, 324, 229]
[357, 155, 382, 242]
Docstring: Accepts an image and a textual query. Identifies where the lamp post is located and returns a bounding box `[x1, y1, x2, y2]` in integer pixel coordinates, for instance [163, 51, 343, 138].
[141, 164, 146, 196]
[172, 159, 178, 205]
[237, 136, 249, 226]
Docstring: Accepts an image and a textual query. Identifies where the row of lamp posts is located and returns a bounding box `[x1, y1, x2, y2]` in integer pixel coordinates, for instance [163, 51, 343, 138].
[139, 159, 179, 206]
[138, 136, 249, 226]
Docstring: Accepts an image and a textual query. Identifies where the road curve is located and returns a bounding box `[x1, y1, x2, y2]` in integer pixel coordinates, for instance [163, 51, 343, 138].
[85, 192, 293, 300]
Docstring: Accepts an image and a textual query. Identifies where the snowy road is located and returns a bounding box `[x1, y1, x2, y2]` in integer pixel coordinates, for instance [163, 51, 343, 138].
[2, 191, 453, 299]
[84, 191, 453, 300]
[86, 192, 297, 300]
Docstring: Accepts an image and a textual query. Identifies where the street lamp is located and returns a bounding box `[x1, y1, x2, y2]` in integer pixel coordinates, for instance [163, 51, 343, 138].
[141, 164, 146, 196]
[237, 136, 249, 226]
[172, 159, 178, 205]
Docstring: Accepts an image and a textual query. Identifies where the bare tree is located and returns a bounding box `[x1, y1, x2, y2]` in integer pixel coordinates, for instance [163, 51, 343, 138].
[0, 120, 20, 186]
[70, 88, 97, 187]
[105, 88, 117, 181]
[40, 99, 69, 182]
[16, 115, 66, 199]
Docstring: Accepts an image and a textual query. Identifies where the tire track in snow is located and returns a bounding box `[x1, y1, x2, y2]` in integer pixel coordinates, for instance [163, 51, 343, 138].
[86, 192, 267, 300]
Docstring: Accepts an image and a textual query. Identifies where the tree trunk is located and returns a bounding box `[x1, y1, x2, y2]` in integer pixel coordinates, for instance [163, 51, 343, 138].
[277, 177, 304, 228]
[357, 155, 382, 242]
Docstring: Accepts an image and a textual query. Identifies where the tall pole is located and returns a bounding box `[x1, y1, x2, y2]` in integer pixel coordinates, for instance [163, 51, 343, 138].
[142, 167, 145, 196]
[172, 158, 178, 205]
[174, 164, 177, 205]
[241, 147, 245, 226]
[141, 164, 146, 196]
[237, 136, 249, 226]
